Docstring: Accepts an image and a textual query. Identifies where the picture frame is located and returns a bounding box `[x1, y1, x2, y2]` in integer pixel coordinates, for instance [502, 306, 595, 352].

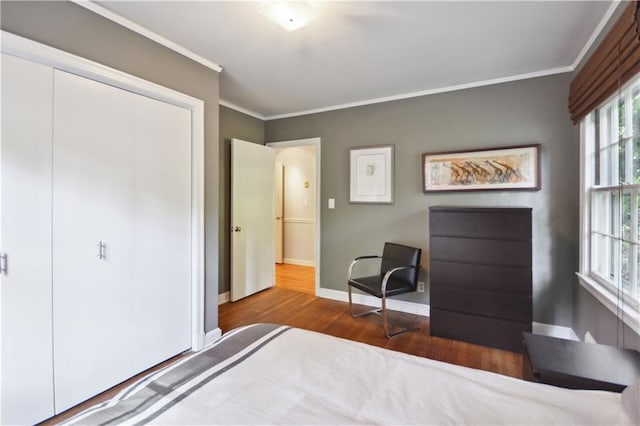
[422, 144, 541, 192]
[349, 145, 394, 204]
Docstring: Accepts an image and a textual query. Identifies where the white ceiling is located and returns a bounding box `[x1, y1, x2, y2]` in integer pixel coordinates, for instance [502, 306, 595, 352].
[94, 1, 618, 119]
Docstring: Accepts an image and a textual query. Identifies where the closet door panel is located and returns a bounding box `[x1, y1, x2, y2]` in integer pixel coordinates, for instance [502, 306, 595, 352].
[0, 54, 55, 425]
[132, 95, 192, 370]
[52, 70, 136, 413]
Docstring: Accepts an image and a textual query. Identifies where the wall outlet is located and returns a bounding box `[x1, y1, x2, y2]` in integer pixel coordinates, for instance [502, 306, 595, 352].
[417, 281, 425, 292]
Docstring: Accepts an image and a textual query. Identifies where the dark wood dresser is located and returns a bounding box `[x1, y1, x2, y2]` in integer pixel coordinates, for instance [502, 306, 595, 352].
[429, 206, 532, 352]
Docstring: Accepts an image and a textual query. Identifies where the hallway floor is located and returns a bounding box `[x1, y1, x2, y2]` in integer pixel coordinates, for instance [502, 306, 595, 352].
[275, 263, 315, 295]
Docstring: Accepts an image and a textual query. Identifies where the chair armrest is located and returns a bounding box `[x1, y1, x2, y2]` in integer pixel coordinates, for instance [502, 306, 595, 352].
[354, 255, 381, 261]
[381, 265, 419, 293]
[347, 255, 382, 280]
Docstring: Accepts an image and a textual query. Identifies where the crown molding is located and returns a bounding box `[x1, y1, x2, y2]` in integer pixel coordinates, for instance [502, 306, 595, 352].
[571, 0, 622, 71]
[74, 0, 621, 122]
[219, 100, 265, 120]
[70, 0, 222, 73]
[265, 66, 573, 120]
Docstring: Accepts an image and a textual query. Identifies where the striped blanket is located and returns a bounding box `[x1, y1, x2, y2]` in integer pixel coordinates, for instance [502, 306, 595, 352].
[66, 323, 634, 425]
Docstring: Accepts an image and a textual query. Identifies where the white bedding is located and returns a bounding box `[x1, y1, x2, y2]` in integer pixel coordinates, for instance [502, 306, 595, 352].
[68, 324, 635, 425]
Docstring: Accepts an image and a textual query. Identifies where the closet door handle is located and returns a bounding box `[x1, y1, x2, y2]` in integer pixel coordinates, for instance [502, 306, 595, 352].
[0, 253, 7, 275]
[97, 241, 106, 260]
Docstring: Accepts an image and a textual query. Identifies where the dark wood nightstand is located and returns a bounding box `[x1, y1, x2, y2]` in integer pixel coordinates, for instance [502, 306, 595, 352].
[523, 332, 640, 392]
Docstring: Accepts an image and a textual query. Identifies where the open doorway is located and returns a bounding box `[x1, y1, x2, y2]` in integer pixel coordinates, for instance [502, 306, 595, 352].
[266, 138, 320, 296]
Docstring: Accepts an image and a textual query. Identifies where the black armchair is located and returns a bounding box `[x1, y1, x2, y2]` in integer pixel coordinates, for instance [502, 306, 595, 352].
[347, 242, 422, 338]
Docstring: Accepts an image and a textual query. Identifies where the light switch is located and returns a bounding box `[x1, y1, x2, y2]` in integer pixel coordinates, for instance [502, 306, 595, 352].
[328, 198, 335, 209]
[303, 199, 308, 207]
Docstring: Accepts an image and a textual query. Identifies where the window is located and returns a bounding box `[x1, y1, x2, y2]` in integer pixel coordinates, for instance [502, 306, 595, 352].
[579, 74, 640, 333]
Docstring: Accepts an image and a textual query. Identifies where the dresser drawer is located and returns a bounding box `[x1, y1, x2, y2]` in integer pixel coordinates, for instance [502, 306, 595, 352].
[430, 308, 531, 353]
[430, 284, 532, 322]
[430, 260, 531, 293]
[430, 236, 531, 267]
[430, 208, 531, 240]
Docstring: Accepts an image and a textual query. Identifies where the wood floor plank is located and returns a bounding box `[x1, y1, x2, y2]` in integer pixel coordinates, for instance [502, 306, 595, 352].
[219, 287, 523, 379]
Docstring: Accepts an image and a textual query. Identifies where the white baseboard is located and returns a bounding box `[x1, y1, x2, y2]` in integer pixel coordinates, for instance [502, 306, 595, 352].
[317, 288, 578, 340]
[218, 291, 230, 305]
[222, 283, 578, 342]
[283, 258, 315, 267]
[316, 288, 429, 317]
[532, 322, 579, 341]
[203, 327, 222, 348]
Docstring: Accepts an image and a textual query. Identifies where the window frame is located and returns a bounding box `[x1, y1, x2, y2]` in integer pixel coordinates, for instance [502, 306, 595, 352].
[578, 76, 640, 335]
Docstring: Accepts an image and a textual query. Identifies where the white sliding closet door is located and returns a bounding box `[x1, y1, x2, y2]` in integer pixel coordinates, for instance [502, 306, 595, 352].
[0, 54, 55, 425]
[52, 70, 136, 413]
[132, 95, 192, 371]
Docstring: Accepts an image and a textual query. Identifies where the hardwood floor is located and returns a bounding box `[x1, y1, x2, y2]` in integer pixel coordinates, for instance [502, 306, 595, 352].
[275, 263, 315, 294]
[219, 287, 523, 379]
[44, 284, 522, 425]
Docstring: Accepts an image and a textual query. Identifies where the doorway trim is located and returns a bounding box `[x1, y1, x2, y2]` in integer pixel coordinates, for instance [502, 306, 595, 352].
[266, 138, 321, 295]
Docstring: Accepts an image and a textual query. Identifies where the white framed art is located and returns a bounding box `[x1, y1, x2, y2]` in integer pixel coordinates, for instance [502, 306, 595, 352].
[349, 145, 394, 204]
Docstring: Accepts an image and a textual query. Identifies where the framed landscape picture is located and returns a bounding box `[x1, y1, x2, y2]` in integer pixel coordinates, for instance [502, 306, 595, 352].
[422, 144, 541, 192]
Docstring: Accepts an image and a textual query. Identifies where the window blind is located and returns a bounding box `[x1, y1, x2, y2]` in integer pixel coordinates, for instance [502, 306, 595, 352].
[569, 1, 640, 124]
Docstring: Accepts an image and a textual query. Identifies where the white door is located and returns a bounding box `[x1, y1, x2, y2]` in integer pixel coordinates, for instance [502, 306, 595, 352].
[132, 94, 192, 371]
[0, 54, 55, 425]
[275, 161, 284, 264]
[52, 70, 136, 413]
[231, 139, 275, 301]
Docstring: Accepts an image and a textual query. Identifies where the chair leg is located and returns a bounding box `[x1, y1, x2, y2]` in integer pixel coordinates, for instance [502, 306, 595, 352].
[348, 283, 355, 316]
[349, 284, 418, 338]
[348, 284, 381, 318]
[381, 292, 419, 339]
[382, 293, 390, 338]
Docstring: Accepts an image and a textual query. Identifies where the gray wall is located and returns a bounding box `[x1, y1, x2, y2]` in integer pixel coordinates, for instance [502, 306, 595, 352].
[569, 1, 640, 349]
[1, 1, 221, 332]
[219, 105, 265, 294]
[574, 286, 640, 349]
[266, 74, 578, 327]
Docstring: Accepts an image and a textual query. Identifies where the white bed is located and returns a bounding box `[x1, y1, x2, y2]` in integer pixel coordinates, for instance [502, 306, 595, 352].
[67, 324, 638, 425]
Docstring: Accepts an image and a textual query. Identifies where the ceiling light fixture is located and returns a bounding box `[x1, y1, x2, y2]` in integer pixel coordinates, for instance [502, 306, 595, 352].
[259, 1, 316, 32]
